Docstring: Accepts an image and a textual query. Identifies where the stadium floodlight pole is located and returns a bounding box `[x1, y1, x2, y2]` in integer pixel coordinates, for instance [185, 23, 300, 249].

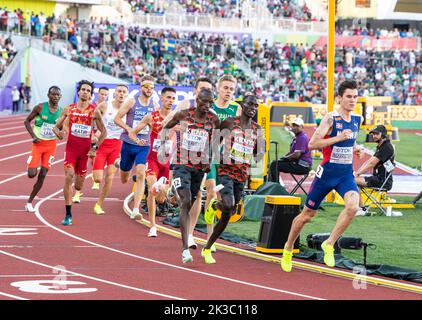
[327, 0, 336, 112]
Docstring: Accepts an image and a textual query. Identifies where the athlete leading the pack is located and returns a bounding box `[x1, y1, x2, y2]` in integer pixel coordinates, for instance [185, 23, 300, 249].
[281, 80, 363, 272]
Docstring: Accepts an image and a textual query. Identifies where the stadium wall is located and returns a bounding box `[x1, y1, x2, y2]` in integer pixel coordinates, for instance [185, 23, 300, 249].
[28, 48, 128, 107]
[0, 0, 56, 16]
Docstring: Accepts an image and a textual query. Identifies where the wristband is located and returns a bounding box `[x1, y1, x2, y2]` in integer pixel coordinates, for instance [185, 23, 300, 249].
[91, 143, 99, 150]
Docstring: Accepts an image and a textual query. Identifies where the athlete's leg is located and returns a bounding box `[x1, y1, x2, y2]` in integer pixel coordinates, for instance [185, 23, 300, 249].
[284, 206, 317, 251]
[28, 167, 48, 203]
[204, 177, 236, 250]
[97, 165, 118, 208]
[146, 174, 157, 228]
[133, 164, 146, 210]
[326, 190, 360, 246]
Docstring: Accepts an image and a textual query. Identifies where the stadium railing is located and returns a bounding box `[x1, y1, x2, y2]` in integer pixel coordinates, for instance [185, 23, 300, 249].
[132, 13, 327, 34]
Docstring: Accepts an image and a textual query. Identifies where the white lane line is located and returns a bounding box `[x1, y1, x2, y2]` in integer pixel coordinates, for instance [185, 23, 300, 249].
[0, 274, 77, 278]
[0, 158, 64, 185]
[0, 250, 184, 300]
[0, 126, 24, 132]
[0, 132, 27, 139]
[0, 291, 29, 300]
[0, 141, 66, 162]
[0, 139, 32, 149]
[34, 188, 324, 300]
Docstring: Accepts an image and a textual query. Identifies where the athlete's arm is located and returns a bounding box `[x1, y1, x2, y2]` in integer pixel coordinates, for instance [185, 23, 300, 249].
[24, 104, 42, 143]
[308, 113, 352, 150]
[219, 117, 233, 145]
[354, 156, 380, 177]
[255, 124, 266, 163]
[93, 101, 107, 140]
[130, 113, 152, 145]
[114, 97, 134, 133]
[162, 99, 190, 129]
[93, 108, 107, 146]
[52, 106, 68, 140]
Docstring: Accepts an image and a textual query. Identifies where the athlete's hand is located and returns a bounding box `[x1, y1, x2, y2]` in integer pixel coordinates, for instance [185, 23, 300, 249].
[52, 127, 64, 140]
[128, 130, 138, 143]
[338, 129, 353, 141]
[136, 139, 147, 146]
[87, 149, 96, 159]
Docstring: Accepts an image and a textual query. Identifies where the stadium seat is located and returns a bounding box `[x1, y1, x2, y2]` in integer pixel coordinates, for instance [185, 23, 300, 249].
[361, 160, 396, 216]
[289, 173, 309, 196]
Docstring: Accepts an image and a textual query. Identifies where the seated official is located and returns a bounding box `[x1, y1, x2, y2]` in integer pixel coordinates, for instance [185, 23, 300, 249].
[269, 117, 312, 183]
[354, 125, 395, 215]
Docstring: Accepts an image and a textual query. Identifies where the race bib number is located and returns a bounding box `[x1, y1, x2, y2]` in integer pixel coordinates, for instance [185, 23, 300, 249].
[132, 120, 150, 134]
[329, 146, 353, 164]
[229, 142, 254, 164]
[40, 123, 56, 139]
[315, 165, 324, 178]
[182, 129, 208, 152]
[152, 139, 172, 153]
[383, 159, 395, 173]
[71, 124, 91, 138]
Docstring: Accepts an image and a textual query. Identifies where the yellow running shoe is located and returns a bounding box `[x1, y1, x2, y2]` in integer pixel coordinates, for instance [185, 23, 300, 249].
[92, 181, 100, 190]
[280, 246, 293, 272]
[72, 191, 83, 203]
[201, 248, 216, 264]
[94, 203, 105, 215]
[321, 240, 335, 267]
[210, 243, 217, 253]
[204, 198, 217, 225]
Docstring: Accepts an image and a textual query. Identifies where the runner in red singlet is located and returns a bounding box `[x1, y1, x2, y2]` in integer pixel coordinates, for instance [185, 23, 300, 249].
[53, 80, 107, 226]
[129, 87, 176, 237]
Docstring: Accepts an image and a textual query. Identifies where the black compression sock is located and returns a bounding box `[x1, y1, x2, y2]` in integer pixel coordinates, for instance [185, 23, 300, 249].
[65, 205, 72, 218]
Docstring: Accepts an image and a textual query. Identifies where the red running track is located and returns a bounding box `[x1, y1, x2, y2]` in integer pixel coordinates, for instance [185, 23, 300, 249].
[0, 114, 421, 300]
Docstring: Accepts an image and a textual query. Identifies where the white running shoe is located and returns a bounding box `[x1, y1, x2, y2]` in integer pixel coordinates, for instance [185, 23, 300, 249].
[130, 208, 142, 220]
[355, 207, 368, 216]
[25, 203, 36, 212]
[148, 226, 158, 237]
[182, 249, 193, 263]
[188, 234, 197, 249]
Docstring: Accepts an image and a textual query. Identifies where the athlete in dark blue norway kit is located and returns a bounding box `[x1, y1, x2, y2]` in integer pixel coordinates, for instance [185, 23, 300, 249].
[306, 111, 361, 210]
[280, 80, 362, 272]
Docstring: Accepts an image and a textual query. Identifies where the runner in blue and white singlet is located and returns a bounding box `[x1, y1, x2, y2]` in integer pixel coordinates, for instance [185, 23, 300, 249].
[113, 76, 159, 219]
[305, 110, 361, 210]
[280, 80, 362, 272]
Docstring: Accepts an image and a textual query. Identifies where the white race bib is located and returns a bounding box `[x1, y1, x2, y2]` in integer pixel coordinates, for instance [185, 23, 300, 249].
[315, 165, 324, 178]
[40, 123, 56, 139]
[71, 124, 91, 138]
[229, 142, 254, 164]
[152, 139, 172, 153]
[383, 159, 395, 173]
[329, 146, 353, 164]
[132, 120, 150, 134]
[182, 129, 208, 152]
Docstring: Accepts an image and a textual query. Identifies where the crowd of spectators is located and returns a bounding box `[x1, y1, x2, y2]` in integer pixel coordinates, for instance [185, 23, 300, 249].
[1, 6, 420, 105]
[245, 40, 421, 105]
[336, 25, 421, 38]
[127, 0, 316, 20]
[0, 34, 17, 79]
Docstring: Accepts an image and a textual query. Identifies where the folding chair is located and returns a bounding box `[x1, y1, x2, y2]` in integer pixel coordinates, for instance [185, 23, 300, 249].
[289, 172, 310, 195]
[361, 160, 395, 216]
